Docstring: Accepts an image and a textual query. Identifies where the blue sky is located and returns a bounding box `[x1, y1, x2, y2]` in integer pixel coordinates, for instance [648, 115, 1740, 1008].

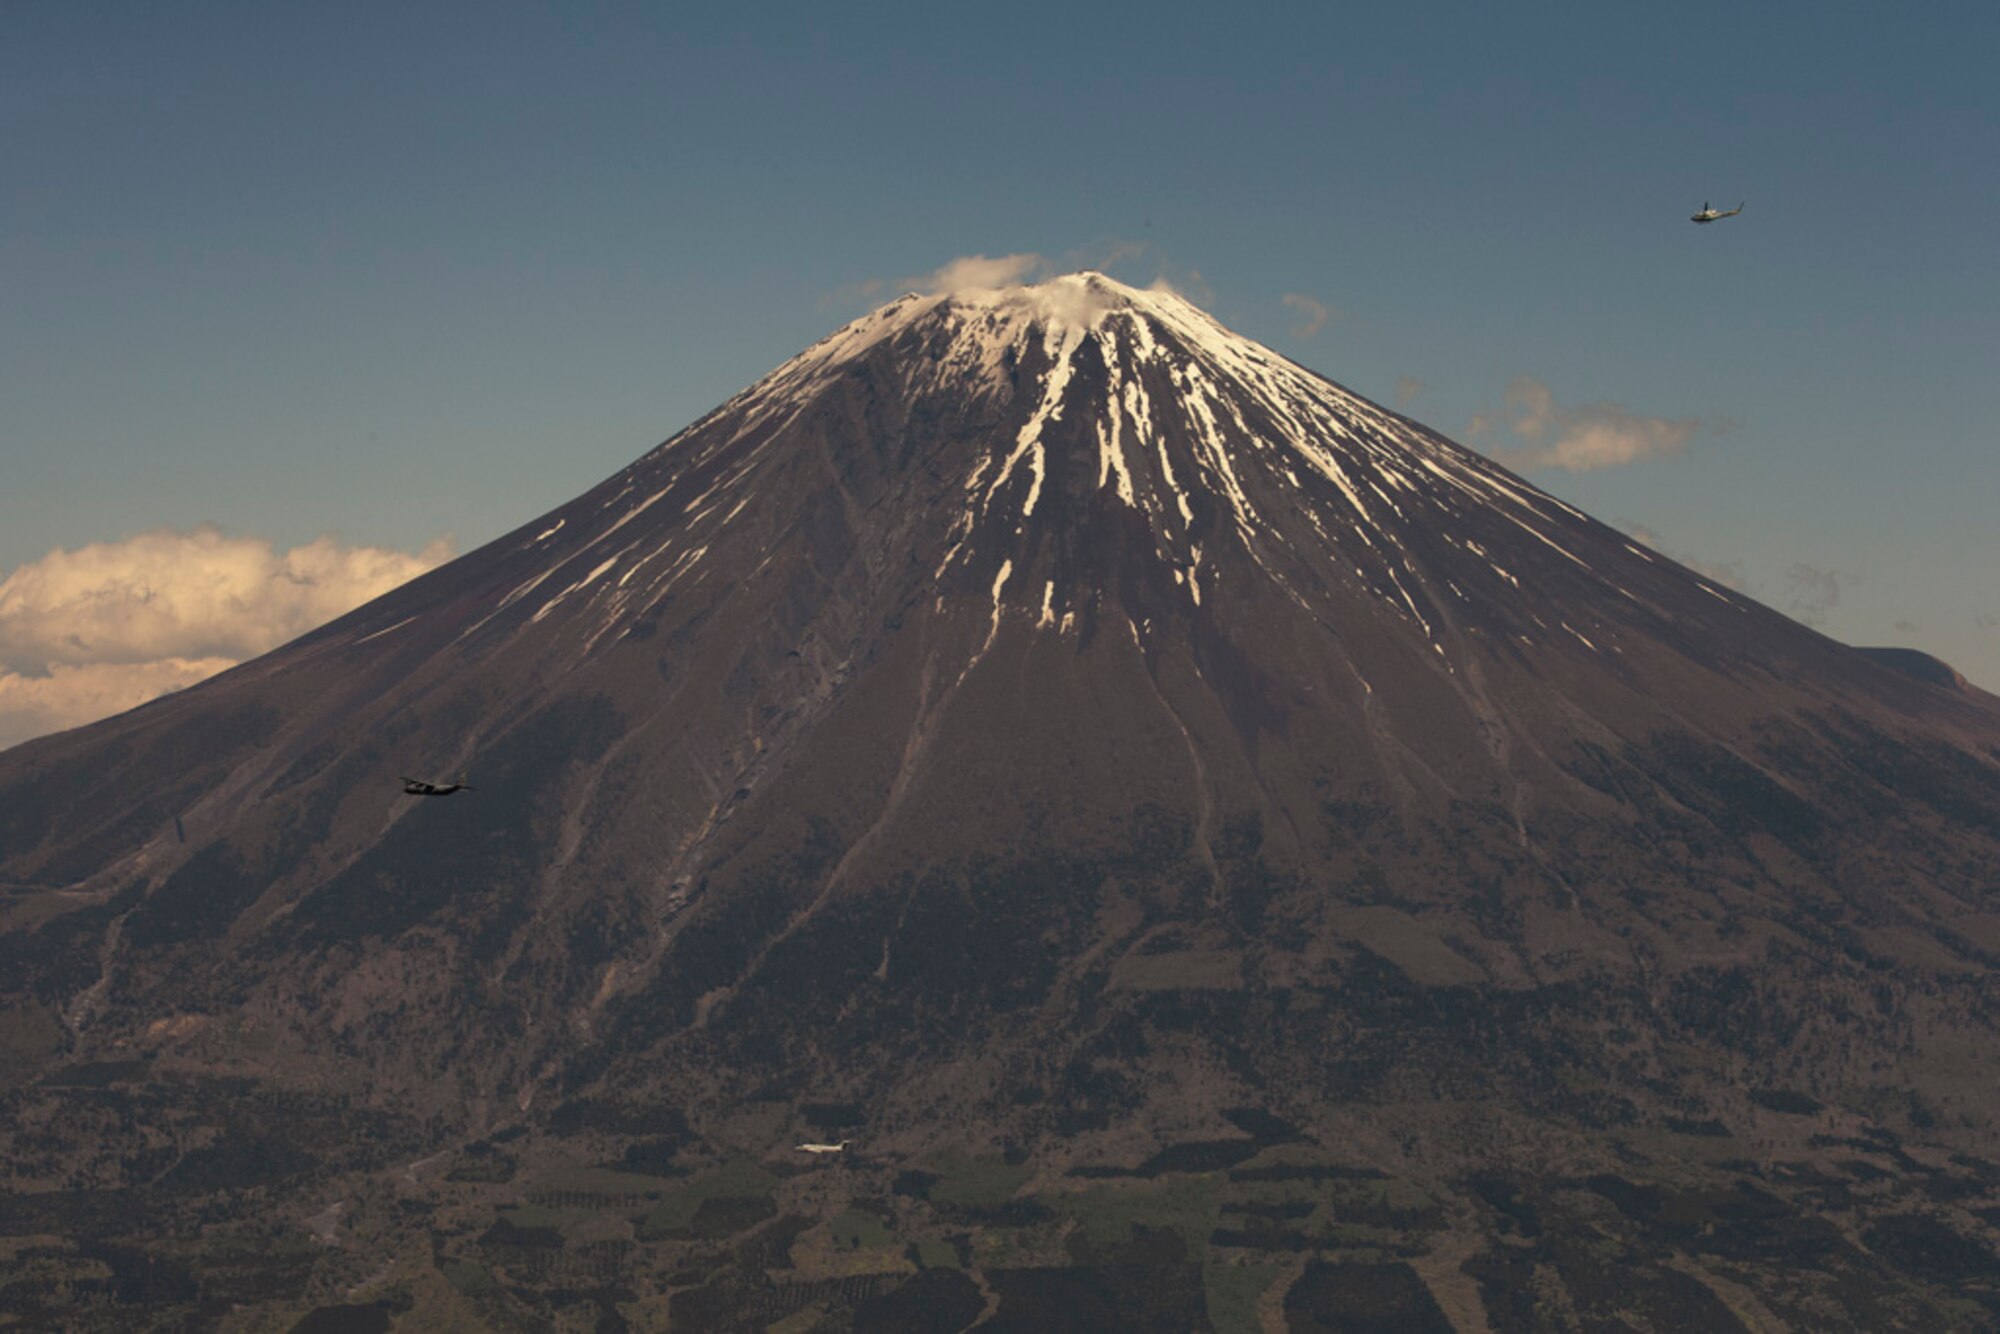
[4, 0, 1997, 720]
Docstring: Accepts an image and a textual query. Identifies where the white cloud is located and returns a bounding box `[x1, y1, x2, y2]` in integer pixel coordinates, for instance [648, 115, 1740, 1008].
[1146, 267, 1214, 308]
[1393, 376, 1427, 408]
[1478, 377, 1704, 473]
[917, 253, 1047, 294]
[0, 526, 450, 749]
[827, 253, 1049, 311]
[0, 658, 236, 751]
[1282, 293, 1332, 339]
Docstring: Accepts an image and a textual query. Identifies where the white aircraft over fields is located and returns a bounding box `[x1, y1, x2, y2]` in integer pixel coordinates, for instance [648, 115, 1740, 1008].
[1691, 200, 1745, 224]
[795, 1140, 851, 1155]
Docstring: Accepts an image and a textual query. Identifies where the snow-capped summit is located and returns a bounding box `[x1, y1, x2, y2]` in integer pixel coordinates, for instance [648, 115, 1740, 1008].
[444, 270, 1736, 683]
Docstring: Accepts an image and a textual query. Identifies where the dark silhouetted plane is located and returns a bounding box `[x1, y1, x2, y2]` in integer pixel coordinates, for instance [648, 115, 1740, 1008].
[402, 775, 473, 796]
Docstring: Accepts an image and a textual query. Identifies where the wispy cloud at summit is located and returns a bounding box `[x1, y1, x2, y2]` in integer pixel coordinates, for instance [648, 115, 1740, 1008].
[918, 253, 1047, 294]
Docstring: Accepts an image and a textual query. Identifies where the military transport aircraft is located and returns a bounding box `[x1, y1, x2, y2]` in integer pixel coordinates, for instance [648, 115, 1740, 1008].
[1691, 200, 1745, 223]
[401, 775, 473, 797]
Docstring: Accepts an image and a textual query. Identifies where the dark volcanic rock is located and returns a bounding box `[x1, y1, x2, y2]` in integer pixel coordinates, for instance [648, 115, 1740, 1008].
[1855, 645, 1972, 691]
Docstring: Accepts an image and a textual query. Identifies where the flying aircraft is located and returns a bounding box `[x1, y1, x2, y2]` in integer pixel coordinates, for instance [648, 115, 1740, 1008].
[401, 775, 473, 797]
[1690, 201, 1745, 224]
[795, 1139, 851, 1155]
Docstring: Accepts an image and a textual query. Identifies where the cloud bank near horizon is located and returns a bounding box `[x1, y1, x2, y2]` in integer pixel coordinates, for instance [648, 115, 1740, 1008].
[0, 526, 451, 749]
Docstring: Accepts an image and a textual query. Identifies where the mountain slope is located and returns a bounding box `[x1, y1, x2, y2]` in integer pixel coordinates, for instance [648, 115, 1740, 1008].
[4, 273, 2000, 1329]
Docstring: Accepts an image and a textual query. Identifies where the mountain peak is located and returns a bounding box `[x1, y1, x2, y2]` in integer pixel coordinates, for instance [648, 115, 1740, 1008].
[924, 269, 1218, 339]
[8, 257, 2000, 1330]
[676, 265, 1649, 670]
[779, 270, 1213, 387]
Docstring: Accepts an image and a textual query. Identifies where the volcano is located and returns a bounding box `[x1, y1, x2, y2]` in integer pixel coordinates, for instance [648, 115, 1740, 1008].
[5, 273, 2000, 1330]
